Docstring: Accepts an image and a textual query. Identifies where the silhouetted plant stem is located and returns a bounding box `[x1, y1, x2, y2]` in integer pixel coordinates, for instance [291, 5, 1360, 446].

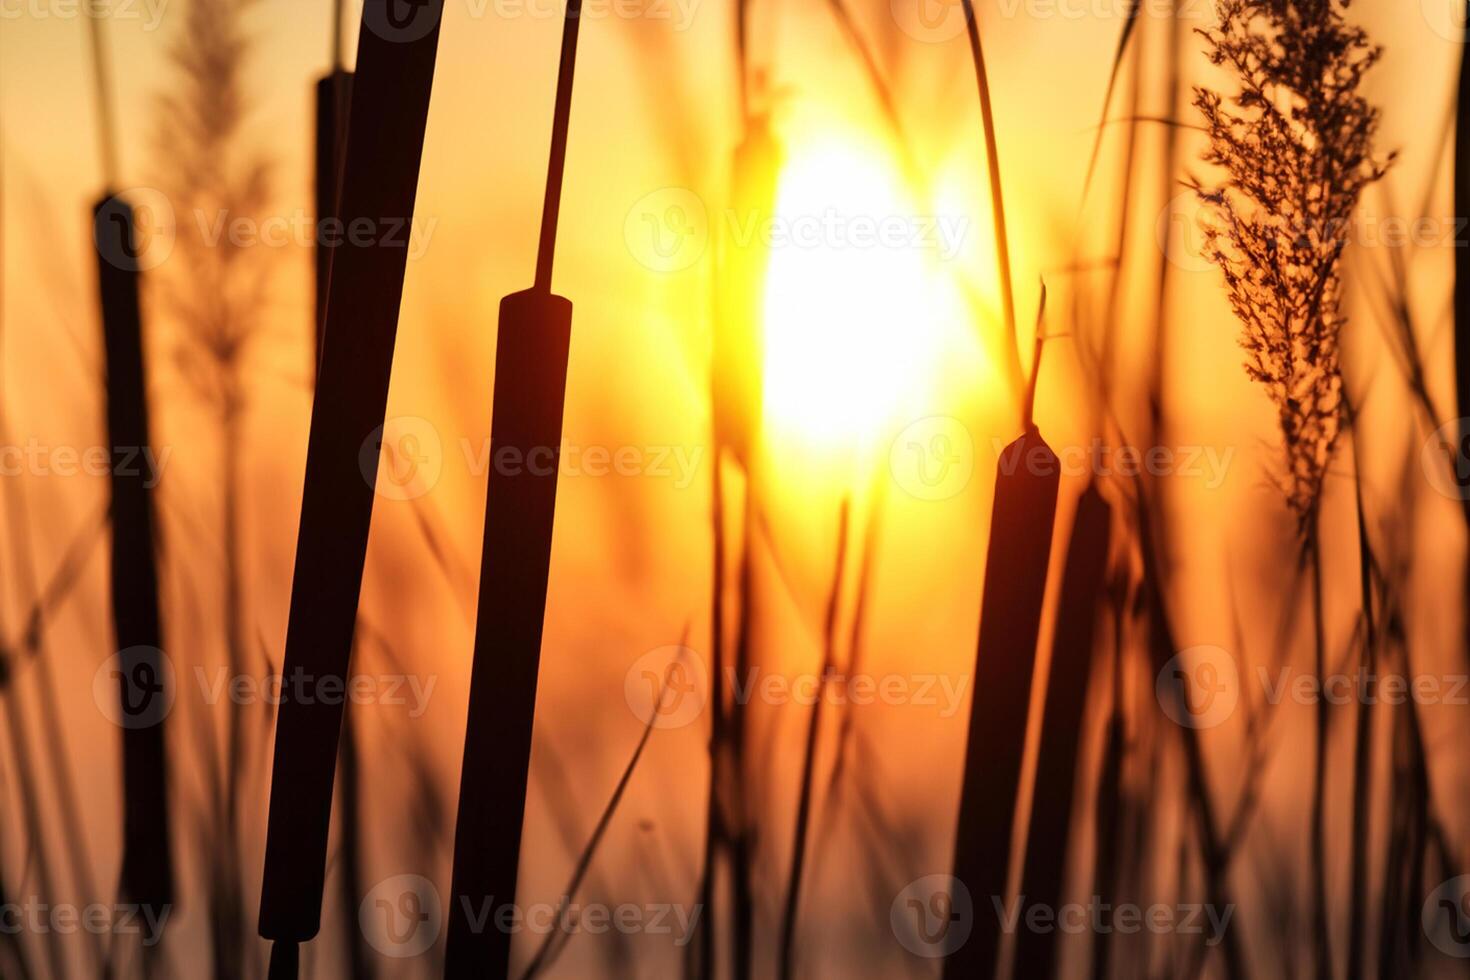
[944, 426, 1060, 979]
[1456, 3, 1470, 659]
[95, 196, 177, 918]
[87, 1, 175, 924]
[314, 67, 353, 371]
[959, 0, 1024, 402]
[778, 501, 850, 980]
[1345, 417, 1376, 980]
[445, 3, 583, 976]
[0, 127, 109, 973]
[523, 630, 690, 979]
[1306, 520, 1331, 980]
[1014, 484, 1112, 979]
[257, 2, 446, 970]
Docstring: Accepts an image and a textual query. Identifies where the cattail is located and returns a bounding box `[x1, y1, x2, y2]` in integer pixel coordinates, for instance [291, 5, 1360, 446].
[944, 423, 1059, 980]
[1012, 484, 1111, 979]
[444, 2, 584, 976]
[945, 11, 1058, 973]
[257, 2, 446, 973]
[84, 3, 176, 923]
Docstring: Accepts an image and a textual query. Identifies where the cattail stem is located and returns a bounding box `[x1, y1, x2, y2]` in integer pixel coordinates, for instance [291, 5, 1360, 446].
[959, 0, 1024, 403]
[944, 428, 1060, 979]
[534, 0, 584, 294]
[313, 69, 353, 372]
[1012, 483, 1111, 979]
[258, 0, 446, 963]
[84, 7, 120, 190]
[94, 197, 176, 915]
[446, 3, 584, 975]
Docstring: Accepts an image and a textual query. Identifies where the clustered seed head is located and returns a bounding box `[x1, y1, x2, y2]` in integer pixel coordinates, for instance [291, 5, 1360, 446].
[1192, 0, 1392, 528]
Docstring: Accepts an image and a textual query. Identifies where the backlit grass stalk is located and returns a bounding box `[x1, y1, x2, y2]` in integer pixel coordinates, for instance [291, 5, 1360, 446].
[959, 0, 1024, 403]
[777, 501, 850, 980]
[697, 87, 779, 980]
[1193, 5, 1391, 974]
[257, 2, 446, 973]
[1456, 2, 1470, 660]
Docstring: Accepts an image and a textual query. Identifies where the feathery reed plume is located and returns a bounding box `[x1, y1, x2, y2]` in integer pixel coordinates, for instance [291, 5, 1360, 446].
[1012, 483, 1112, 979]
[1192, 0, 1391, 526]
[945, 296, 1059, 979]
[153, 1, 274, 969]
[1193, 4, 1391, 974]
[777, 501, 850, 980]
[257, 2, 446, 974]
[445, 2, 584, 975]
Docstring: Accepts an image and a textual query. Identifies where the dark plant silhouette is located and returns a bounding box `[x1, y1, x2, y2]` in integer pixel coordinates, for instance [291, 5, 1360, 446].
[257, 2, 447, 976]
[445, 1, 583, 976]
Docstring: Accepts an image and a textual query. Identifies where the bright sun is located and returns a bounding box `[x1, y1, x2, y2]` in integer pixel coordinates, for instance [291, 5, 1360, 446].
[760, 135, 962, 455]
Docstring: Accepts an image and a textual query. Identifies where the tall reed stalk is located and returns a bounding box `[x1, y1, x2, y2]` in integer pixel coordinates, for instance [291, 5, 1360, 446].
[445, 2, 584, 975]
[1456, 3, 1470, 655]
[696, 25, 778, 971]
[777, 501, 850, 979]
[89, 0, 175, 924]
[314, 0, 353, 371]
[1194, 5, 1391, 974]
[258, 3, 446, 974]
